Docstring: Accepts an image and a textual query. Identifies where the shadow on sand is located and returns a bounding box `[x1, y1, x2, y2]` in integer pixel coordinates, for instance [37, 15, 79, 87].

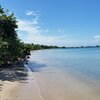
[0, 61, 46, 91]
[0, 65, 28, 91]
[0, 66, 28, 82]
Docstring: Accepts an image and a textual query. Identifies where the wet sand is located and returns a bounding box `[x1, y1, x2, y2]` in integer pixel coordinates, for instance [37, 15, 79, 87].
[0, 67, 100, 100]
[32, 68, 100, 100]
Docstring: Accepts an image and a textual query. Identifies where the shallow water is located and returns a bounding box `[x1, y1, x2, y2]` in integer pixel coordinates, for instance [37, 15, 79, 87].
[29, 47, 100, 81]
[27, 47, 100, 100]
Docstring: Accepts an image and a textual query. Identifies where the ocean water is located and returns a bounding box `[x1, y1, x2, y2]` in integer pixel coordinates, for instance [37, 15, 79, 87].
[28, 47, 100, 82]
[27, 47, 100, 100]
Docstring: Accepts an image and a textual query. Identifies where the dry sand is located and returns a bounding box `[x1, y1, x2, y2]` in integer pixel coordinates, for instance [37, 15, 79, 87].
[0, 68, 100, 100]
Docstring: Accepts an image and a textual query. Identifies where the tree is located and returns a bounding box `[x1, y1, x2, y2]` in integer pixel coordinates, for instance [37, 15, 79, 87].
[0, 6, 30, 66]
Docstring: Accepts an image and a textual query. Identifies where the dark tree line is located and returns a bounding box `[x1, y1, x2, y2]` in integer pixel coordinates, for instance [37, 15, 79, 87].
[23, 43, 60, 50]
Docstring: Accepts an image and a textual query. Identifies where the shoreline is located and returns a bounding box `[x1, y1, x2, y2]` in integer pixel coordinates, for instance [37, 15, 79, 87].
[0, 65, 100, 100]
[32, 67, 100, 100]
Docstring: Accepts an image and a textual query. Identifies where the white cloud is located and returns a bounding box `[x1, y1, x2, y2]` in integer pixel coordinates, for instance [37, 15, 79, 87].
[18, 10, 98, 47]
[26, 10, 39, 16]
[18, 18, 64, 45]
[18, 18, 96, 46]
[18, 10, 68, 46]
[26, 11, 33, 16]
[18, 19, 40, 34]
[94, 35, 100, 42]
[32, 16, 39, 25]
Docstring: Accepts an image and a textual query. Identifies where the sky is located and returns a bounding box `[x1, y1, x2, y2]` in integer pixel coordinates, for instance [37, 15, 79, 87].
[0, 0, 100, 47]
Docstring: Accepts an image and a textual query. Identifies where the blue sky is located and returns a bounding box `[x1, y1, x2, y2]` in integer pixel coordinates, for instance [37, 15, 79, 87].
[0, 0, 100, 46]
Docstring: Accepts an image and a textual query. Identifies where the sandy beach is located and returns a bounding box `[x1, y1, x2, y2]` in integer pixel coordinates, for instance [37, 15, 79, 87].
[0, 66, 100, 100]
[0, 0, 100, 99]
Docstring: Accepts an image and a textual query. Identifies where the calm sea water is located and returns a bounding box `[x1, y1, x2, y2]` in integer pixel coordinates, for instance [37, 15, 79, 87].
[29, 47, 100, 81]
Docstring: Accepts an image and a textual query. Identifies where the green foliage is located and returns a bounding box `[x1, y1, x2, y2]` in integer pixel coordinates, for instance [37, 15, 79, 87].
[23, 43, 61, 50]
[0, 6, 62, 67]
[0, 6, 29, 66]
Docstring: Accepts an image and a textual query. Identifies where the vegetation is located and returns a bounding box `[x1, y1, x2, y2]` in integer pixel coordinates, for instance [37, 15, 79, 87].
[23, 43, 61, 50]
[0, 6, 63, 67]
[0, 6, 30, 66]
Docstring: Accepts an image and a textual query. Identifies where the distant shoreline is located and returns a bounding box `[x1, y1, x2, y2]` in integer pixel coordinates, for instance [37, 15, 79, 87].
[64, 46, 100, 49]
[31, 46, 100, 51]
